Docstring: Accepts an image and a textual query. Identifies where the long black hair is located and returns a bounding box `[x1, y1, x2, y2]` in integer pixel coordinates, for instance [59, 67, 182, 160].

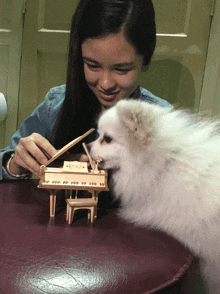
[52, 0, 156, 153]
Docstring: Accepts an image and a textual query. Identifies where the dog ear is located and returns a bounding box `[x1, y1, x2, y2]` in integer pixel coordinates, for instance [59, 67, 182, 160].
[116, 102, 149, 141]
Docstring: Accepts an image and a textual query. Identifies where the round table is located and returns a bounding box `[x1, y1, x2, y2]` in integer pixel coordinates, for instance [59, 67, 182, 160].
[0, 179, 193, 294]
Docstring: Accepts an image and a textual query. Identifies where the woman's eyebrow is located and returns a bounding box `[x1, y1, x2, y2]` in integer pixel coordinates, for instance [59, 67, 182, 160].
[114, 62, 134, 67]
[83, 56, 134, 67]
[83, 57, 100, 64]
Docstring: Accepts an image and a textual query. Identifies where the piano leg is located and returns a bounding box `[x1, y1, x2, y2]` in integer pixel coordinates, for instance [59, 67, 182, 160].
[90, 190, 98, 201]
[91, 191, 98, 219]
[69, 190, 72, 199]
[94, 204, 97, 220]
[90, 206, 95, 223]
[49, 190, 57, 217]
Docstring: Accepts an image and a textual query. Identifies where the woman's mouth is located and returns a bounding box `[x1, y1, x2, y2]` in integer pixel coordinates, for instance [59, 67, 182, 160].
[99, 90, 120, 102]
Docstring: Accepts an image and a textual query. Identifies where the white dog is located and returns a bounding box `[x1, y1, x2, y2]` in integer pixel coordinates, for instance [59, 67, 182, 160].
[90, 99, 220, 293]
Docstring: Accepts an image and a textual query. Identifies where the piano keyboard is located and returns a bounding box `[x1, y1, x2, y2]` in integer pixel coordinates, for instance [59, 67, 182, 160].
[42, 181, 106, 187]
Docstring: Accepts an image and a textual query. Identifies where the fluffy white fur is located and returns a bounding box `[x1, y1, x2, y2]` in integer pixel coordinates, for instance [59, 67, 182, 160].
[90, 99, 220, 293]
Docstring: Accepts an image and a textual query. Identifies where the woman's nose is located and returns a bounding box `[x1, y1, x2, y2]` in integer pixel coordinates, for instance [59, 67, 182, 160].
[99, 71, 116, 92]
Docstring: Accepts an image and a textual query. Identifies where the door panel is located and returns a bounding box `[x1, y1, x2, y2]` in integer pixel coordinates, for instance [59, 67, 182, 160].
[18, 0, 77, 126]
[156, 0, 190, 34]
[41, 0, 79, 31]
[18, 0, 213, 129]
[141, 0, 212, 110]
[0, 0, 24, 149]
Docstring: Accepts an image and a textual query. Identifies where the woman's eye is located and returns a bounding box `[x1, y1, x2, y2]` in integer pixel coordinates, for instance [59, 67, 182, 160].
[103, 135, 113, 143]
[115, 68, 131, 74]
[86, 63, 100, 71]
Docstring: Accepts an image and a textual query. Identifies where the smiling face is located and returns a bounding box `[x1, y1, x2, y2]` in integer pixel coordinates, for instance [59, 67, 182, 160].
[82, 30, 145, 111]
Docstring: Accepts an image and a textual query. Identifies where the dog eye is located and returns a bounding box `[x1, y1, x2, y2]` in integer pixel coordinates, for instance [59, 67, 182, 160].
[103, 135, 113, 143]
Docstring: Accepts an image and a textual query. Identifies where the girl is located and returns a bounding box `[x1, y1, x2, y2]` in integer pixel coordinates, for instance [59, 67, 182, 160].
[0, 0, 171, 180]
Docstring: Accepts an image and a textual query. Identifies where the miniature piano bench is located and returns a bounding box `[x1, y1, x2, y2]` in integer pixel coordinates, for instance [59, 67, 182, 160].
[66, 198, 98, 224]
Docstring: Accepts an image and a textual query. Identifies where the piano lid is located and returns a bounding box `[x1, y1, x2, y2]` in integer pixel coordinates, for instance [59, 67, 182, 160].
[44, 128, 95, 167]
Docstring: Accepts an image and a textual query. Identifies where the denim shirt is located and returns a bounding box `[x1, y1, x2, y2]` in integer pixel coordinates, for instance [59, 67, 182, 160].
[0, 84, 172, 180]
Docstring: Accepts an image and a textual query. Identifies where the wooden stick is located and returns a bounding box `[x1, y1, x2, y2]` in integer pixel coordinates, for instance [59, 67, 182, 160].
[45, 128, 95, 167]
[82, 143, 94, 169]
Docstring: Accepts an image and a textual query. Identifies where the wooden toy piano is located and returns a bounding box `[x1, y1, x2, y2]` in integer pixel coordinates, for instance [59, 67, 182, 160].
[38, 129, 109, 218]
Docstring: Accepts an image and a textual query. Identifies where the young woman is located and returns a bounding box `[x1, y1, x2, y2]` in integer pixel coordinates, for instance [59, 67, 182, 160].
[0, 0, 172, 181]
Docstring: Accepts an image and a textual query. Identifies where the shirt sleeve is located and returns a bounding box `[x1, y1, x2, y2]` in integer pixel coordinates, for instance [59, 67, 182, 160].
[0, 85, 65, 181]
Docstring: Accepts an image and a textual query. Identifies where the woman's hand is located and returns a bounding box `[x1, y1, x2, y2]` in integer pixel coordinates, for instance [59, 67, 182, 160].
[8, 133, 57, 178]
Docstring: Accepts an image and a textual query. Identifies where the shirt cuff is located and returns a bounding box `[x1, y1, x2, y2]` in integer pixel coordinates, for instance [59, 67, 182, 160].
[1, 150, 32, 181]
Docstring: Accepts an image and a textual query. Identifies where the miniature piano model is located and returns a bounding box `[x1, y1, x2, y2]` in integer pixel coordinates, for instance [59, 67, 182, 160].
[38, 129, 109, 217]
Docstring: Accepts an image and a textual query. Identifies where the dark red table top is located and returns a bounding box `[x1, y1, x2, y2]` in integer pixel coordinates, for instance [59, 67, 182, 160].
[0, 179, 193, 294]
